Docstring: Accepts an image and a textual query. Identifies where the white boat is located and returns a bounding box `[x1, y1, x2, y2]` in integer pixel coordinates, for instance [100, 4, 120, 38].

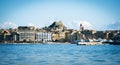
[77, 42, 87, 45]
[75, 39, 102, 45]
[75, 40, 88, 45]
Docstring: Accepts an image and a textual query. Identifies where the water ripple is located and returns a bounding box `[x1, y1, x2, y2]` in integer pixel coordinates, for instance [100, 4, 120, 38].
[0, 44, 120, 65]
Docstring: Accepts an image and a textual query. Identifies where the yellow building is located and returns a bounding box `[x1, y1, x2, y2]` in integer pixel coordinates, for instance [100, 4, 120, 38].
[52, 31, 66, 42]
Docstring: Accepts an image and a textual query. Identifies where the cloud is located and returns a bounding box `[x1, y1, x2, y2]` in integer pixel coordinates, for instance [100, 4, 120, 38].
[28, 22, 35, 26]
[78, 21, 93, 30]
[107, 21, 120, 30]
[64, 21, 78, 30]
[65, 20, 94, 30]
[0, 22, 18, 29]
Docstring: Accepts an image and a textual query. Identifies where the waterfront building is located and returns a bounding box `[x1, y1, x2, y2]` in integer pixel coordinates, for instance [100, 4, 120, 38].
[58, 31, 66, 42]
[35, 32, 52, 42]
[17, 26, 35, 42]
[0, 30, 11, 43]
[94, 31, 105, 39]
[0, 29, 19, 43]
[76, 31, 86, 40]
[0, 34, 3, 43]
[52, 31, 66, 42]
[11, 32, 19, 42]
[82, 30, 96, 39]
[65, 29, 74, 42]
[52, 32, 59, 41]
[70, 30, 78, 43]
[112, 33, 120, 43]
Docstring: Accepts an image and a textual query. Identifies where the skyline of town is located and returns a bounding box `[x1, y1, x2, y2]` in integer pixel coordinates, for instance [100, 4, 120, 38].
[0, 21, 120, 44]
[0, 0, 120, 30]
[0, 1, 120, 65]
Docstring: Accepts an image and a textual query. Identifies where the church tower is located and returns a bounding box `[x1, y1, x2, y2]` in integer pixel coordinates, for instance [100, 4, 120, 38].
[80, 24, 84, 32]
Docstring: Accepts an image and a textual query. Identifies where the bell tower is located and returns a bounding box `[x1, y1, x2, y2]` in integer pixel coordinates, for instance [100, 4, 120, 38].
[80, 24, 84, 32]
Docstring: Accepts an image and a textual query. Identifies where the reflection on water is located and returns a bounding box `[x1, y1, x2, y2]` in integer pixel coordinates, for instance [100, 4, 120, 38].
[0, 44, 120, 65]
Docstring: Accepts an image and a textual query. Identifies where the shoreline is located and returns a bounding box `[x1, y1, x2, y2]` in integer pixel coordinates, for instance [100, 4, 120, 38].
[0, 42, 120, 45]
[0, 42, 71, 44]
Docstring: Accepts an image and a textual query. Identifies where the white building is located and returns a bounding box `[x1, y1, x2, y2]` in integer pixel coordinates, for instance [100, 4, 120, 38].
[35, 32, 52, 42]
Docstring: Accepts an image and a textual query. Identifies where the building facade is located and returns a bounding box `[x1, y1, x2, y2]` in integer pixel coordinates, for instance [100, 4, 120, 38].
[17, 26, 35, 42]
[35, 32, 52, 42]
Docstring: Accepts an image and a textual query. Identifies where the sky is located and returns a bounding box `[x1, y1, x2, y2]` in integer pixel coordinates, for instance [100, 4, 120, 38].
[0, 0, 120, 30]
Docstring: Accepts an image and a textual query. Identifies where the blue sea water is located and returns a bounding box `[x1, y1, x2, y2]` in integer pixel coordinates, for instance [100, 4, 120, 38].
[0, 43, 120, 65]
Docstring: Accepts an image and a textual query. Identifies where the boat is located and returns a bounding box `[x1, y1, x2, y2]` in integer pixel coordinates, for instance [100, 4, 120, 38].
[77, 42, 87, 45]
[75, 39, 103, 45]
[75, 40, 87, 45]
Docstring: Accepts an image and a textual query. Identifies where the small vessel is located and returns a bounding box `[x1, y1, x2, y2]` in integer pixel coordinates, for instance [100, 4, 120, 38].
[75, 40, 87, 45]
[77, 42, 87, 45]
[75, 39, 102, 45]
